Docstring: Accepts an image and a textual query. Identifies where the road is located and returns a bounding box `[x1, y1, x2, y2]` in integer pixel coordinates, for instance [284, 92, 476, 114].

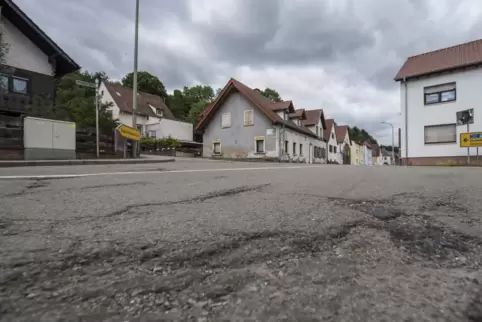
[1, 159, 482, 321]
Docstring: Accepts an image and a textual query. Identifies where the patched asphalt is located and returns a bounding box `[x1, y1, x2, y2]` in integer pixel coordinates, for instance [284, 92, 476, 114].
[1, 159, 482, 321]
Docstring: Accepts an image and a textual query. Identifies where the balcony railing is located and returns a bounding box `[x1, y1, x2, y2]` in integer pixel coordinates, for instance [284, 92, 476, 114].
[0, 91, 30, 114]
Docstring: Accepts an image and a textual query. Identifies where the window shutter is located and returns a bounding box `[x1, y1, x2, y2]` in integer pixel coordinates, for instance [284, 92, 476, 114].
[424, 124, 456, 143]
[244, 110, 253, 125]
[222, 113, 231, 127]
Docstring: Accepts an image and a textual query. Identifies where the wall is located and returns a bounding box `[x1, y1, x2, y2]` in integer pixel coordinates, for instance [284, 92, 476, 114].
[351, 142, 364, 165]
[337, 132, 351, 164]
[2, 18, 53, 76]
[363, 146, 372, 165]
[280, 126, 325, 163]
[400, 68, 482, 160]
[203, 91, 277, 158]
[147, 119, 193, 141]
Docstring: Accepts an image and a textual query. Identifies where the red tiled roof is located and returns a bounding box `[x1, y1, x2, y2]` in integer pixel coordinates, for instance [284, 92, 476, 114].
[302, 109, 326, 129]
[395, 39, 482, 81]
[335, 125, 349, 144]
[324, 119, 335, 140]
[103, 82, 175, 119]
[195, 78, 320, 139]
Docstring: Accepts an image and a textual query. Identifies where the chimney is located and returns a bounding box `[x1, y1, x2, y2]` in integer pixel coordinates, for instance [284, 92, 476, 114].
[253, 88, 261, 93]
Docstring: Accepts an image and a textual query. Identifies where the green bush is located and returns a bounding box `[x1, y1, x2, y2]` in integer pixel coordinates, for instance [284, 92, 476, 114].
[140, 136, 180, 150]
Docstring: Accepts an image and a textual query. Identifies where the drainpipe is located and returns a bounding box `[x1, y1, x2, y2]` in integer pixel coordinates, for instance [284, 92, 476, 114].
[403, 77, 408, 166]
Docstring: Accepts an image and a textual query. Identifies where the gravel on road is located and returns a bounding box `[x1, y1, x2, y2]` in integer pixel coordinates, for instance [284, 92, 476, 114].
[1, 160, 482, 321]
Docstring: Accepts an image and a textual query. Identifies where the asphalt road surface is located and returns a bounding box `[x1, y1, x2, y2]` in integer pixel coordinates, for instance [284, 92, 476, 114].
[1, 159, 482, 321]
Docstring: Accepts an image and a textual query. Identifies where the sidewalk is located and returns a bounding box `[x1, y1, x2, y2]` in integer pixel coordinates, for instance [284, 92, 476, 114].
[0, 154, 175, 168]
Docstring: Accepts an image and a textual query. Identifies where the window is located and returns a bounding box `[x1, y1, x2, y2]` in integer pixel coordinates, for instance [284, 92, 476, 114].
[12, 77, 28, 94]
[106, 110, 113, 118]
[424, 124, 456, 144]
[329, 145, 333, 153]
[424, 82, 456, 105]
[213, 142, 221, 154]
[244, 110, 253, 126]
[331, 133, 334, 139]
[293, 142, 297, 155]
[284, 140, 289, 154]
[321, 148, 326, 158]
[334, 146, 337, 153]
[222, 112, 231, 128]
[0, 75, 8, 91]
[316, 126, 319, 137]
[255, 137, 265, 153]
[136, 124, 144, 136]
[148, 131, 156, 138]
[299, 144, 303, 156]
[156, 108, 163, 117]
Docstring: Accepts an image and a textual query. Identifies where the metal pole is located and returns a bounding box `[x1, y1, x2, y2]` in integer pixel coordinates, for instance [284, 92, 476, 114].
[131, 0, 140, 158]
[467, 123, 470, 166]
[390, 123, 394, 166]
[95, 78, 99, 159]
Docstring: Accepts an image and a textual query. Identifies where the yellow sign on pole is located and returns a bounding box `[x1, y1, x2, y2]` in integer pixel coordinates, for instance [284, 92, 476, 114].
[116, 124, 141, 141]
[460, 132, 482, 147]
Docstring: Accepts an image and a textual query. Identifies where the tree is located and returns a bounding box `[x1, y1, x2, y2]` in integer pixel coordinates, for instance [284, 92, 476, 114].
[0, 31, 10, 75]
[261, 87, 282, 102]
[166, 85, 215, 122]
[27, 70, 118, 130]
[349, 126, 378, 145]
[121, 71, 167, 100]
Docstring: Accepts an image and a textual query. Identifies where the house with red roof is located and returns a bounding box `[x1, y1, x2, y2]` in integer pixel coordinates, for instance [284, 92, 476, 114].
[324, 119, 339, 163]
[195, 78, 327, 163]
[335, 125, 351, 164]
[395, 39, 482, 166]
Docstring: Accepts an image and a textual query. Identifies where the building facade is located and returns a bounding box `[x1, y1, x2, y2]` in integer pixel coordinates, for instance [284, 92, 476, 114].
[196, 78, 327, 163]
[395, 39, 482, 166]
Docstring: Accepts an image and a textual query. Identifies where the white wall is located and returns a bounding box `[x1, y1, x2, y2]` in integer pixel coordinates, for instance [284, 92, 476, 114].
[147, 119, 193, 141]
[280, 127, 325, 163]
[401, 68, 482, 158]
[327, 125, 338, 162]
[2, 18, 53, 75]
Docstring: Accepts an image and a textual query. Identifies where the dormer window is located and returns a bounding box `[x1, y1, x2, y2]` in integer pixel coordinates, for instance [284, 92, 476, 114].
[156, 108, 163, 117]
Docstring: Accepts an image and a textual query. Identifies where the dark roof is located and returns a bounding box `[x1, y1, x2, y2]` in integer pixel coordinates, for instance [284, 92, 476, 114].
[302, 109, 327, 129]
[289, 109, 306, 119]
[103, 82, 175, 119]
[1, 0, 80, 77]
[395, 39, 482, 81]
[195, 78, 320, 139]
[271, 101, 293, 111]
[324, 119, 335, 140]
[335, 125, 349, 144]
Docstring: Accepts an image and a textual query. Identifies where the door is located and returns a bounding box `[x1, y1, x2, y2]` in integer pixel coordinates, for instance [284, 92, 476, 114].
[343, 144, 351, 165]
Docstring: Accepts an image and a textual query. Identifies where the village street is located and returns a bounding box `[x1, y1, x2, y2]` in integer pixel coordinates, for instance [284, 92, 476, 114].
[1, 159, 482, 321]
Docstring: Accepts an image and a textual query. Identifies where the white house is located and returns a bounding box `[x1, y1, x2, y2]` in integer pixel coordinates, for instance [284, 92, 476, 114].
[395, 39, 482, 166]
[335, 125, 351, 165]
[99, 81, 174, 137]
[195, 78, 326, 163]
[324, 119, 339, 163]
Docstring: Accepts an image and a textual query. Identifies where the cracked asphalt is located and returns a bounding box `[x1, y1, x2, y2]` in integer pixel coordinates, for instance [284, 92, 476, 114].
[1, 159, 482, 321]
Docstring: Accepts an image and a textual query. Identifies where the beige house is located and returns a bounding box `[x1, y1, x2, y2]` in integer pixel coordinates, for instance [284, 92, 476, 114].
[350, 141, 364, 165]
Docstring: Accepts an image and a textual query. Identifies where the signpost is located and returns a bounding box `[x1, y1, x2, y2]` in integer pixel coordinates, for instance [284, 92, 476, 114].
[456, 109, 475, 165]
[116, 124, 141, 159]
[75, 79, 100, 158]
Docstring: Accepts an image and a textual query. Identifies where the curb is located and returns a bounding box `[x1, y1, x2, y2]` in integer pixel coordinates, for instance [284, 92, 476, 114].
[0, 158, 176, 168]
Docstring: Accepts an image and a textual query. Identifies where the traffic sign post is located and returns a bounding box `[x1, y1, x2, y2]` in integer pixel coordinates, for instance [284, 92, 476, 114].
[460, 132, 482, 147]
[456, 109, 475, 165]
[116, 124, 141, 141]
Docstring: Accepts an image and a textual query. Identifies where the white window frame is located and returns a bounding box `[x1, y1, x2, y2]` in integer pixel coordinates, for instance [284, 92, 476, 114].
[244, 109, 254, 126]
[156, 108, 163, 117]
[254, 136, 265, 154]
[299, 143, 303, 156]
[213, 141, 222, 155]
[221, 112, 231, 128]
[424, 123, 456, 144]
[0, 74, 8, 91]
[424, 82, 456, 105]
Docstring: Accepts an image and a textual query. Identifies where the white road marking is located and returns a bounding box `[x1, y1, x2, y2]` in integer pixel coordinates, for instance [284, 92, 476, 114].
[0, 165, 326, 180]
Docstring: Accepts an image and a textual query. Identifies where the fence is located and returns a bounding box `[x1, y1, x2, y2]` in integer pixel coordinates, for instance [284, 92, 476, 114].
[75, 127, 116, 156]
[0, 114, 24, 160]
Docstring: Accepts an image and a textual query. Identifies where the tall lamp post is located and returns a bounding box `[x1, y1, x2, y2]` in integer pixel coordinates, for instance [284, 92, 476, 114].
[131, 0, 140, 157]
[381, 121, 395, 165]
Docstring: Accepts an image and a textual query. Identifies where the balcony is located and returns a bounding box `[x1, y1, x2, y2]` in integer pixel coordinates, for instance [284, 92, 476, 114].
[0, 91, 30, 114]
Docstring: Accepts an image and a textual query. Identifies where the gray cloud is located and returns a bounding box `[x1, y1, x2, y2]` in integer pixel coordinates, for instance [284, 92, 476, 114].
[14, 0, 482, 144]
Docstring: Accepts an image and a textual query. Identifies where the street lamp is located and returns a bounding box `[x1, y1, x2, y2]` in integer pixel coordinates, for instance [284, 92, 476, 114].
[381, 121, 395, 165]
[131, 0, 140, 157]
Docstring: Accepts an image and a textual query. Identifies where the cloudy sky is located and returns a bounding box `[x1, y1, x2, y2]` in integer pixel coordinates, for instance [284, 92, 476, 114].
[16, 0, 482, 144]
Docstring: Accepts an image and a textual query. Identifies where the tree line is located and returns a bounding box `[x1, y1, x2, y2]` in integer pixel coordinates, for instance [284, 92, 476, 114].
[28, 69, 378, 143]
